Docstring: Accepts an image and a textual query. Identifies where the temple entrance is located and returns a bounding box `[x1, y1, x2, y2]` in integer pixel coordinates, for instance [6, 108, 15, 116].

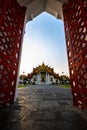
[0, 0, 87, 109]
[41, 72, 46, 83]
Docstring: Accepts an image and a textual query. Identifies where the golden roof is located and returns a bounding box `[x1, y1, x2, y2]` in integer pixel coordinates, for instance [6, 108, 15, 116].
[33, 63, 54, 74]
[27, 63, 59, 79]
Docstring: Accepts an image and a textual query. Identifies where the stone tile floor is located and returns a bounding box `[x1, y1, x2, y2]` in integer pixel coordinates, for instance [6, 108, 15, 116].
[0, 85, 87, 130]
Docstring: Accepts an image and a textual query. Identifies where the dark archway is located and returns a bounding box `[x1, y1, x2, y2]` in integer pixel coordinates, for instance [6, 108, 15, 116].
[0, 0, 87, 109]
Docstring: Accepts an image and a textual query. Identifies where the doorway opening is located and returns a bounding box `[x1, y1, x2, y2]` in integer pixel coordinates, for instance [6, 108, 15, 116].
[19, 12, 70, 87]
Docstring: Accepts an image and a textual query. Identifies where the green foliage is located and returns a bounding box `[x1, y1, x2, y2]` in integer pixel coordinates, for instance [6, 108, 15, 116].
[18, 84, 25, 88]
[18, 84, 30, 88]
[60, 84, 71, 88]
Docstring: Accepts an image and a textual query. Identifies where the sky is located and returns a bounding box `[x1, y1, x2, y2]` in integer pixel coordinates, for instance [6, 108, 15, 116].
[19, 11, 69, 76]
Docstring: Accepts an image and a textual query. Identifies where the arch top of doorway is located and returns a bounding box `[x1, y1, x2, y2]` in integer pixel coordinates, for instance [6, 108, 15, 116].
[17, 0, 67, 22]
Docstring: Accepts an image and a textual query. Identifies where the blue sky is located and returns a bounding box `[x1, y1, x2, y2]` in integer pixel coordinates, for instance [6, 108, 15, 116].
[20, 12, 69, 76]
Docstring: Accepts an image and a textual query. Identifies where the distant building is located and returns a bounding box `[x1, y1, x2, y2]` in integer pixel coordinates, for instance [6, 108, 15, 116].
[27, 63, 60, 85]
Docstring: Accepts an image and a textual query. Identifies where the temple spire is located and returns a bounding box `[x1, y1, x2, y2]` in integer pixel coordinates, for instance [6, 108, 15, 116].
[42, 62, 45, 66]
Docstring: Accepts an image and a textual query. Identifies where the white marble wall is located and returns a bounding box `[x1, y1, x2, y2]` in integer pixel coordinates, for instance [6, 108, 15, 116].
[30, 72, 58, 85]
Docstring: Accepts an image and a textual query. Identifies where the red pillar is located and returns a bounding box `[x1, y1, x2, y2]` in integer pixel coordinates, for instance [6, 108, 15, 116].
[63, 0, 87, 109]
[0, 0, 26, 108]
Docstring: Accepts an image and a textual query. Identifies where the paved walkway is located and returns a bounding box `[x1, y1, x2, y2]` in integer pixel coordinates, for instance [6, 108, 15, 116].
[0, 85, 87, 130]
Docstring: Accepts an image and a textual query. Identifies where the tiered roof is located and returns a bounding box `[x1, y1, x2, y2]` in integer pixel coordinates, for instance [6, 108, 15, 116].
[28, 63, 59, 79]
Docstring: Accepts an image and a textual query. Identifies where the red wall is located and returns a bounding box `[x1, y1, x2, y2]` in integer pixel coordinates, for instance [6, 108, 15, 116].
[63, 0, 87, 109]
[0, 0, 26, 108]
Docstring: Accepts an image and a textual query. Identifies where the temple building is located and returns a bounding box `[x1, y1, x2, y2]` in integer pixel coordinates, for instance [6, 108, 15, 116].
[27, 63, 60, 85]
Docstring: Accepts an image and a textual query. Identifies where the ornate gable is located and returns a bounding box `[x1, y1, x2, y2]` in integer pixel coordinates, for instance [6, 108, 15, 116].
[33, 63, 54, 74]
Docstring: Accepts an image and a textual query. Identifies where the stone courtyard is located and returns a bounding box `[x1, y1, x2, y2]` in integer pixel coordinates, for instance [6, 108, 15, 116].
[0, 85, 87, 130]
